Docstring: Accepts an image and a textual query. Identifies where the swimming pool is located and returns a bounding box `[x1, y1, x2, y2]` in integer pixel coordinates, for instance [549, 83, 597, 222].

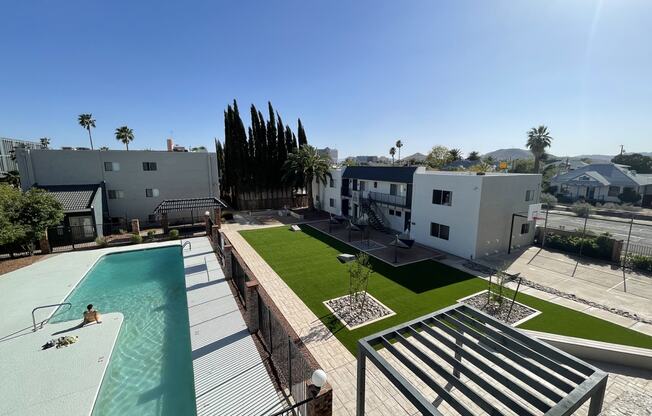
[53, 246, 196, 416]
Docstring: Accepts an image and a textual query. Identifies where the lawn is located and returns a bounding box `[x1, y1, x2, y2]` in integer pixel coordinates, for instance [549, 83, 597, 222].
[240, 225, 652, 354]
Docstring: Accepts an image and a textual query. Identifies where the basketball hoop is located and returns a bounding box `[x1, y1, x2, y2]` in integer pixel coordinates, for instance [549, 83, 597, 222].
[527, 203, 543, 222]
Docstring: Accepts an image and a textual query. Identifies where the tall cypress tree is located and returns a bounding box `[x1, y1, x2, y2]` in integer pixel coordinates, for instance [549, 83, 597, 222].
[284, 125, 295, 154]
[297, 118, 308, 147]
[215, 139, 225, 196]
[276, 114, 287, 175]
[266, 102, 278, 188]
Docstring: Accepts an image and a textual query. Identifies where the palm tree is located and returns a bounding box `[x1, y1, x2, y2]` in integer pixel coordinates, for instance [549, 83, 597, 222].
[467, 151, 480, 161]
[448, 148, 462, 161]
[282, 145, 331, 210]
[115, 126, 134, 150]
[78, 114, 96, 150]
[395, 139, 403, 163]
[39, 137, 50, 149]
[389, 147, 396, 165]
[526, 125, 553, 173]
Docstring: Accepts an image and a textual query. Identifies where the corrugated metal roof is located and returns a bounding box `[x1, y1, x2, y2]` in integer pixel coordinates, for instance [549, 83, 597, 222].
[342, 166, 417, 183]
[38, 184, 99, 212]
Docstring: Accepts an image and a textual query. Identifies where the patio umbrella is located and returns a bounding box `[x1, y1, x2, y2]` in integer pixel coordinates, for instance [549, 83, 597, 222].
[389, 235, 410, 263]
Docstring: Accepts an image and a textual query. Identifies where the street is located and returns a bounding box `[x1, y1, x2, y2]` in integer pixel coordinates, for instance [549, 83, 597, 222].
[535, 212, 652, 245]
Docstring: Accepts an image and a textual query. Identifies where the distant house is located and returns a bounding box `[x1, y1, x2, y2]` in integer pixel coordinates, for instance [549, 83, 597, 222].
[550, 163, 652, 207]
[1, 137, 39, 176]
[317, 147, 338, 163]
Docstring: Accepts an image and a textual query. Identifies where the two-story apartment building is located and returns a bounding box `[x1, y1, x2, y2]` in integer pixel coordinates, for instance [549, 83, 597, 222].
[16, 148, 220, 223]
[314, 166, 541, 259]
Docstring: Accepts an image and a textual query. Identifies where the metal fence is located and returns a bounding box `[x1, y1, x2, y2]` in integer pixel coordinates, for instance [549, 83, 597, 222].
[258, 293, 312, 416]
[536, 209, 652, 270]
[231, 251, 248, 304]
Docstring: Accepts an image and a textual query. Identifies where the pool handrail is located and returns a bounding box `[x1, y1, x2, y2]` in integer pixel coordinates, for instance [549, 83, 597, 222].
[32, 302, 72, 331]
[182, 241, 192, 251]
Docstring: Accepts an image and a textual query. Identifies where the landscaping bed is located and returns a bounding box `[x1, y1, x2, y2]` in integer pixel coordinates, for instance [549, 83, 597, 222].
[459, 291, 540, 326]
[324, 292, 395, 329]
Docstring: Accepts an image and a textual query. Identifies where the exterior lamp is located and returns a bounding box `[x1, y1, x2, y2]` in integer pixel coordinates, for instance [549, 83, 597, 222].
[311, 369, 327, 389]
[204, 211, 210, 217]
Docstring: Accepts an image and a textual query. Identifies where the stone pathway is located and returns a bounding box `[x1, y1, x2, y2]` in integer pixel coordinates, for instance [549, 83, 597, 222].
[225, 230, 652, 416]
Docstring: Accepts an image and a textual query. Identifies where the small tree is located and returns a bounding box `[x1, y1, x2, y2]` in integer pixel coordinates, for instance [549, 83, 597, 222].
[348, 253, 374, 312]
[467, 151, 481, 161]
[19, 188, 64, 254]
[540, 193, 557, 209]
[425, 145, 450, 169]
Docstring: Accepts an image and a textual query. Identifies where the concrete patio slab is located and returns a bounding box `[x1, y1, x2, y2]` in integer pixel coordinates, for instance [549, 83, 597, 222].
[0, 313, 123, 416]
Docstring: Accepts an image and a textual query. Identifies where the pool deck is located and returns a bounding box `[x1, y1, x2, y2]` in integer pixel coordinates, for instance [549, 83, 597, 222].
[182, 237, 286, 416]
[0, 239, 286, 416]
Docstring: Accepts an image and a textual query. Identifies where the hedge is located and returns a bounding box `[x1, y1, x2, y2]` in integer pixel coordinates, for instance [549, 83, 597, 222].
[626, 254, 652, 273]
[544, 232, 613, 261]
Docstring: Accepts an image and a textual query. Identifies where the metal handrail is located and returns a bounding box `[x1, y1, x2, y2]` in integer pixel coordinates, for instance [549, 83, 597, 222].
[32, 302, 72, 331]
[368, 191, 407, 207]
[182, 240, 192, 251]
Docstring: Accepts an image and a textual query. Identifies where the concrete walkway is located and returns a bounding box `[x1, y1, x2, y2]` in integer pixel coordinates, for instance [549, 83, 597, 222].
[182, 237, 286, 416]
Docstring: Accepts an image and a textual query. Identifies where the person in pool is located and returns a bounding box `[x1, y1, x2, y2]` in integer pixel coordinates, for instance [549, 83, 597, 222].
[82, 304, 102, 325]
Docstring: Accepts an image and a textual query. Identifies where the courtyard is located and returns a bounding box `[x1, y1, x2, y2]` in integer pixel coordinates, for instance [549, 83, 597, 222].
[240, 225, 652, 354]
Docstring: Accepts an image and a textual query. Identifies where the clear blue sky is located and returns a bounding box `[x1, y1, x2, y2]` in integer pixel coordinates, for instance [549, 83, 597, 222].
[1, 0, 650, 158]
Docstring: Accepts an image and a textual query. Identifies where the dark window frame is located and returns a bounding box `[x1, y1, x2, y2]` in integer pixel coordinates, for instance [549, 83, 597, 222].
[430, 222, 450, 240]
[143, 162, 158, 171]
[520, 223, 530, 234]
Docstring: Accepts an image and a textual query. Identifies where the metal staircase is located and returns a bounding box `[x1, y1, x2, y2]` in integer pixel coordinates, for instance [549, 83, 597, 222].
[360, 197, 388, 233]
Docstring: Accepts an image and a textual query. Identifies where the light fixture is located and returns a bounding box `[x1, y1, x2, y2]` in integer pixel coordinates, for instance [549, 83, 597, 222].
[311, 369, 327, 388]
[204, 211, 210, 217]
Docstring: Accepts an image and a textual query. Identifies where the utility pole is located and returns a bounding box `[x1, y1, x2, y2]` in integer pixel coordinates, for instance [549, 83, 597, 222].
[619, 145, 625, 156]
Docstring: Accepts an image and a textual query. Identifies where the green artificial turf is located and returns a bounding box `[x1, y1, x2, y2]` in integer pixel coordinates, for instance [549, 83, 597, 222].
[240, 225, 652, 354]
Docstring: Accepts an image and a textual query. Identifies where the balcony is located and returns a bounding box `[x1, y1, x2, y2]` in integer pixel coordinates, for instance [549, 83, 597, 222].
[368, 191, 409, 208]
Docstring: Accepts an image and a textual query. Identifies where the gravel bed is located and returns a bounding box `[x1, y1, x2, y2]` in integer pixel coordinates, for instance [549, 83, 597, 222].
[325, 293, 393, 328]
[462, 261, 652, 325]
[460, 292, 538, 326]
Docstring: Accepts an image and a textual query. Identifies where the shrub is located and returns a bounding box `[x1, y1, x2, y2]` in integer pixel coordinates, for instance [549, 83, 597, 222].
[146, 230, 156, 241]
[131, 233, 143, 244]
[169, 229, 179, 240]
[544, 232, 614, 261]
[619, 188, 641, 204]
[540, 193, 557, 209]
[95, 236, 108, 248]
[626, 254, 652, 273]
[571, 202, 594, 218]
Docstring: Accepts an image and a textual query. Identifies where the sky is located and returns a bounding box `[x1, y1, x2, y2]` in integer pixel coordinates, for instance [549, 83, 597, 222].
[1, 0, 651, 159]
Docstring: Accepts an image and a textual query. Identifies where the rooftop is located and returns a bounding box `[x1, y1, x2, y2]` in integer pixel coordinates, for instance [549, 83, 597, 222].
[38, 184, 101, 213]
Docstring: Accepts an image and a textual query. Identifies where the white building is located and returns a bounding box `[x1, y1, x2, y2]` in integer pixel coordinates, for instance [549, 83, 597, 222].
[314, 166, 541, 259]
[16, 148, 220, 223]
[1, 137, 40, 176]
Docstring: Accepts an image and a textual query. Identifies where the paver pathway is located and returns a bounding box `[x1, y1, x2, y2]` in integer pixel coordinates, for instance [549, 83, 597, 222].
[182, 237, 286, 416]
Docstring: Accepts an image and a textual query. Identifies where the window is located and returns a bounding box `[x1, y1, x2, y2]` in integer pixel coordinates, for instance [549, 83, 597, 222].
[525, 190, 534, 201]
[107, 190, 124, 199]
[430, 222, 450, 240]
[374, 182, 378, 188]
[145, 188, 159, 197]
[389, 209, 395, 215]
[432, 189, 452, 206]
[104, 162, 120, 171]
[395, 210, 402, 217]
[143, 162, 158, 171]
[352, 179, 358, 191]
[329, 198, 335, 207]
[360, 181, 366, 191]
[520, 223, 530, 234]
[330, 177, 335, 188]
[390, 184, 398, 195]
[608, 186, 620, 197]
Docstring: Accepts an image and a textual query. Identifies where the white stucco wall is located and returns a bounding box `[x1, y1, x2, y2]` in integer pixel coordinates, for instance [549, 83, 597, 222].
[410, 172, 483, 259]
[313, 169, 342, 215]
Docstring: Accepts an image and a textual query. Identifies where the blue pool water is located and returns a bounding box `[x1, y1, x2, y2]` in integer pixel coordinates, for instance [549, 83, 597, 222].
[53, 246, 196, 416]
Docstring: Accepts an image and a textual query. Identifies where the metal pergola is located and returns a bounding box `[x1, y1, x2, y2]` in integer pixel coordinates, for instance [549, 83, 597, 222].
[152, 197, 227, 214]
[357, 303, 608, 416]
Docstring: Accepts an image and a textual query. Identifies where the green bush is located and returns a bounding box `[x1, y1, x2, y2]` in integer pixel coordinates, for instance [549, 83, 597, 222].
[540, 193, 557, 209]
[570, 202, 594, 218]
[95, 236, 108, 248]
[131, 233, 143, 244]
[169, 229, 180, 240]
[619, 188, 641, 204]
[627, 254, 652, 273]
[544, 232, 614, 261]
[146, 230, 156, 241]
